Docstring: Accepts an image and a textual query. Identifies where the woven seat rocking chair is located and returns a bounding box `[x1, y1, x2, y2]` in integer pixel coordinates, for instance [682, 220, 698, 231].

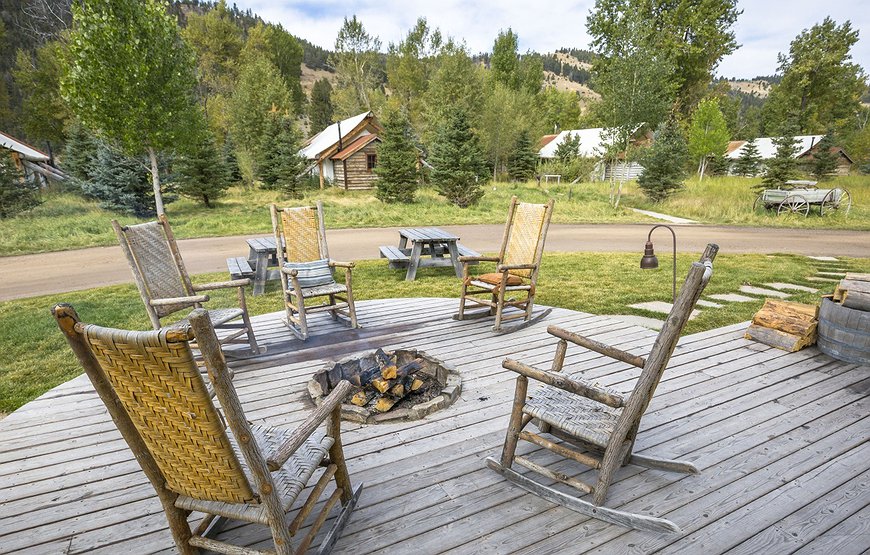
[270, 201, 358, 340]
[455, 196, 555, 333]
[53, 304, 362, 555]
[113, 215, 262, 355]
[487, 244, 719, 533]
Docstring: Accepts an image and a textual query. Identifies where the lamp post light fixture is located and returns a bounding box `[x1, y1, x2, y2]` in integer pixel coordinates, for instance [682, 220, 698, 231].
[640, 224, 677, 303]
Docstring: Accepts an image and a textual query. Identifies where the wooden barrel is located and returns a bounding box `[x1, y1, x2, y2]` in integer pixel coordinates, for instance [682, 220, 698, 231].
[817, 298, 870, 365]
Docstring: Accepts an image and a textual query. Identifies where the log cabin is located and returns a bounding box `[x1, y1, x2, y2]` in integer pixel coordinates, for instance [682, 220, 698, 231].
[1, 130, 66, 186]
[300, 111, 383, 190]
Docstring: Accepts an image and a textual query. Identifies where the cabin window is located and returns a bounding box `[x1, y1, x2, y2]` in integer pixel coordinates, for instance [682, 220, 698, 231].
[367, 153, 377, 171]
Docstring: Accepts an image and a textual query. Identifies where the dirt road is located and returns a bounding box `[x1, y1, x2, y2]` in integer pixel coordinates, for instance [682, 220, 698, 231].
[1, 224, 867, 301]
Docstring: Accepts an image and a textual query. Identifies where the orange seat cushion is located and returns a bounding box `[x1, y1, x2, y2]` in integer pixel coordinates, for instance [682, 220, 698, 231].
[476, 273, 523, 286]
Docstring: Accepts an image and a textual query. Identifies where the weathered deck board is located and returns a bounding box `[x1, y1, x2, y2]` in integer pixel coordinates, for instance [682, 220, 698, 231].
[0, 297, 867, 554]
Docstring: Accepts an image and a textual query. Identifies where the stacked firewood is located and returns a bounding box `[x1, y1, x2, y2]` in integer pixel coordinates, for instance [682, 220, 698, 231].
[832, 273, 870, 312]
[347, 349, 425, 412]
[745, 299, 818, 352]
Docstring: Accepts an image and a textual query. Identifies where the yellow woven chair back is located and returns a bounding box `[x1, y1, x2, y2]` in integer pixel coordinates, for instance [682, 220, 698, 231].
[120, 221, 191, 318]
[281, 206, 325, 262]
[80, 324, 256, 504]
[503, 202, 550, 278]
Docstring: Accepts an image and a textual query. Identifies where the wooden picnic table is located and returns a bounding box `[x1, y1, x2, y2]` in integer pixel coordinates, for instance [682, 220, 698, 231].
[246, 236, 280, 296]
[379, 227, 479, 281]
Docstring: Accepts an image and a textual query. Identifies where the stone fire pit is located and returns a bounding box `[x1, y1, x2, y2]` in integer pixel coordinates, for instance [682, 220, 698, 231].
[308, 348, 462, 424]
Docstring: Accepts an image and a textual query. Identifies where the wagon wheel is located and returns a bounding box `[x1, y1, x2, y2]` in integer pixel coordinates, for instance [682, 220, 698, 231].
[820, 188, 852, 216]
[752, 194, 768, 212]
[777, 194, 809, 217]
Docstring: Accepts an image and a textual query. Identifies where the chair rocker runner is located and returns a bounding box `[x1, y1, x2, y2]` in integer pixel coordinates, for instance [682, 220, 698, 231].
[113, 215, 262, 356]
[487, 244, 719, 533]
[455, 196, 555, 333]
[53, 305, 362, 555]
[270, 202, 358, 340]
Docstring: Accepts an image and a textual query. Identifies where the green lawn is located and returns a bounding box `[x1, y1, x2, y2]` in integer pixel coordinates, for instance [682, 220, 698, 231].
[2, 175, 868, 257]
[2, 251, 867, 415]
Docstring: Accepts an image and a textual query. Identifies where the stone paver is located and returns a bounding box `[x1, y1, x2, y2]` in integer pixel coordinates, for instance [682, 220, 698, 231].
[630, 208, 698, 225]
[696, 299, 724, 308]
[807, 256, 839, 262]
[764, 282, 818, 293]
[609, 315, 665, 331]
[627, 301, 700, 320]
[806, 276, 840, 283]
[708, 293, 758, 302]
[817, 271, 847, 277]
[739, 285, 791, 298]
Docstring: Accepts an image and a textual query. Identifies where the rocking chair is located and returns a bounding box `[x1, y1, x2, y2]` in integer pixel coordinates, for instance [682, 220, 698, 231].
[113, 215, 262, 355]
[455, 196, 554, 333]
[487, 244, 719, 533]
[270, 202, 358, 340]
[53, 304, 362, 554]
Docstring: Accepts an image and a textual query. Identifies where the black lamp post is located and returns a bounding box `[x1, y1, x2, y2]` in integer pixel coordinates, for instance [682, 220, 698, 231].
[640, 224, 677, 303]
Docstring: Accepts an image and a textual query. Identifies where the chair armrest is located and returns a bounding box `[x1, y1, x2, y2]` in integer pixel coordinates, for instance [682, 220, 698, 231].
[328, 260, 355, 269]
[460, 255, 500, 263]
[497, 263, 537, 272]
[548, 326, 646, 369]
[267, 380, 354, 471]
[150, 295, 209, 306]
[281, 267, 298, 276]
[502, 358, 625, 408]
[192, 279, 251, 291]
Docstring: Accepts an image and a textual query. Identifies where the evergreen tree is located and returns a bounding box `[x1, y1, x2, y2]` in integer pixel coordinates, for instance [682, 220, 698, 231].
[733, 138, 761, 177]
[223, 134, 242, 183]
[62, 121, 99, 183]
[429, 110, 488, 208]
[508, 130, 538, 181]
[707, 152, 731, 176]
[554, 132, 581, 162]
[83, 143, 157, 217]
[637, 120, 689, 202]
[0, 154, 41, 219]
[309, 78, 334, 132]
[258, 111, 306, 197]
[762, 132, 800, 188]
[174, 125, 231, 207]
[810, 133, 838, 181]
[374, 108, 418, 203]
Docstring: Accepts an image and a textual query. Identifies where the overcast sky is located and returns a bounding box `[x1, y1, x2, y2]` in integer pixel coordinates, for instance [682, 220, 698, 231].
[236, 0, 869, 79]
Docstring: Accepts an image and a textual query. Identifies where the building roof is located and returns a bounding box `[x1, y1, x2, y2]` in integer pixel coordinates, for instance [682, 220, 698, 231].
[301, 111, 374, 161]
[536, 134, 559, 150]
[331, 133, 380, 161]
[0, 130, 50, 162]
[538, 128, 609, 158]
[725, 135, 825, 160]
[725, 140, 745, 155]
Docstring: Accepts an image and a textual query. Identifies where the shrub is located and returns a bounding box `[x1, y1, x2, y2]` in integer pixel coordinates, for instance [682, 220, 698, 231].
[0, 154, 41, 218]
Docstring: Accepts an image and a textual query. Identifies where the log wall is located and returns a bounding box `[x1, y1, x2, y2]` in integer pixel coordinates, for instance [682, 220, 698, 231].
[332, 142, 380, 190]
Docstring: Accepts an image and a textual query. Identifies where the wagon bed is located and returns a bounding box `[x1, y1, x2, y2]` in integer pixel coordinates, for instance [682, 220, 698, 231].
[754, 181, 852, 216]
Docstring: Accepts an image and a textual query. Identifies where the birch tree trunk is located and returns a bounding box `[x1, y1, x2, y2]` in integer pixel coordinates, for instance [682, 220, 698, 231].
[148, 147, 165, 215]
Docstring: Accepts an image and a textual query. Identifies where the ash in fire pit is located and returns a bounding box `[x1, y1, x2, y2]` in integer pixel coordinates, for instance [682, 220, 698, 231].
[308, 348, 461, 424]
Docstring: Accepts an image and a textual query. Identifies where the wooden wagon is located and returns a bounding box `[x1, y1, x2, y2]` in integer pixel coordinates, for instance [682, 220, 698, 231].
[753, 180, 852, 216]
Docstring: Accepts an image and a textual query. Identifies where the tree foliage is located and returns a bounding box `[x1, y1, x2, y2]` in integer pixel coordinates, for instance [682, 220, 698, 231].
[637, 120, 689, 202]
[808, 132, 838, 181]
[478, 82, 542, 179]
[0, 153, 41, 219]
[762, 132, 801, 187]
[309, 78, 334, 132]
[733, 137, 761, 177]
[374, 107, 418, 203]
[386, 18, 442, 132]
[13, 40, 69, 145]
[422, 41, 483, 147]
[687, 97, 730, 180]
[429, 109, 488, 207]
[241, 22, 304, 108]
[539, 88, 581, 134]
[62, 121, 99, 182]
[507, 130, 538, 181]
[257, 111, 306, 197]
[329, 16, 384, 118]
[173, 120, 231, 207]
[182, 0, 243, 101]
[490, 28, 543, 94]
[82, 142, 159, 217]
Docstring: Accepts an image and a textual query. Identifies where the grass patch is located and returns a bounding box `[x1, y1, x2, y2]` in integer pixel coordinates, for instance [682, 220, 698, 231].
[2, 252, 866, 414]
[3, 174, 868, 257]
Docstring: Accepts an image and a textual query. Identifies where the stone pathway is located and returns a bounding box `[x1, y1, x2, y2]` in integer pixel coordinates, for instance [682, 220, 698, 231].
[610, 255, 840, 330]
[629, 208, 699, 225]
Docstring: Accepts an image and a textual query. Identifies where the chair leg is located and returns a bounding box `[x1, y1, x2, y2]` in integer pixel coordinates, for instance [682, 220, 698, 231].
[593, 439, 631, 505]
[345, 274, 359, 330]
[500, 376, 528, 467]
[457, 280, 469, 320]
[296, 296, 309, 341]
[493, 286, 508, 331]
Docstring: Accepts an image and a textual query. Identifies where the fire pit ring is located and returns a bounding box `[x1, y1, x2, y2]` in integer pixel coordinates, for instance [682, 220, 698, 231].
[307, 348, 462, 424]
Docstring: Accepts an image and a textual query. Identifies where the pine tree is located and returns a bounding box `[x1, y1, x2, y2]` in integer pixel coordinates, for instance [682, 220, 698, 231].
[374, 108, 418, 203]
[636, 120, 688, 202]
[554, 132, 581, 162]
[309, 78, 334, 132]
[174, 127, 231, 207]
[810, 133, 837, 181]
[762, 132, 800, 188]
[707, 153, 731, 176]
[62, 121, 99, 183]
[223, 133, 242, 183]
[0, 154, 41, 219]
[258, 112, 306, 197]
[733, 138, 761, 177]
[429, 110, 488, 208]
[507, 130, 538, 181]
[83, 143, 157, 217]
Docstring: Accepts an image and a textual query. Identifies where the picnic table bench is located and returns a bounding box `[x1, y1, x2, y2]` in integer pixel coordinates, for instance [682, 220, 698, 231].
[379, 227, 480, 281]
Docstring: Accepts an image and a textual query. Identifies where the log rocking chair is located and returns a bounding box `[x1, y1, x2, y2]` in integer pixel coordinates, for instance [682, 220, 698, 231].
[113, 215, 262, 355]
[455, 196, 555, 333]
[487, 244, 719, 533]
[53, 305, 362, 555]
[270, 202, 358, 340]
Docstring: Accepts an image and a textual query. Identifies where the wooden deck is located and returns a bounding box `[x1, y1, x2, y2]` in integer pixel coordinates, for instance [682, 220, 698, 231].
[1, 297, 868, 554]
